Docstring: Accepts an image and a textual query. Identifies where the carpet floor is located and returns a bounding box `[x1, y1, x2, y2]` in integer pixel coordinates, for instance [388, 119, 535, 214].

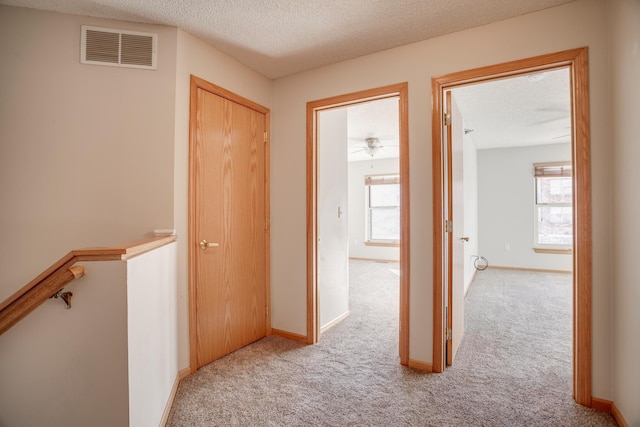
[168, 260, 616, 426]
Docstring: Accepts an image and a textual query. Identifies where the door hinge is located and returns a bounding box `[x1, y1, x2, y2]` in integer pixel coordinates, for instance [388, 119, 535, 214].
[266, 305, 269, 317]
[446, 327, 452, 341]
[265, 218, 269, 230]
[264, 132, 268, 143]
[444, 113, 451, 126]
[445, 220, 453, 233]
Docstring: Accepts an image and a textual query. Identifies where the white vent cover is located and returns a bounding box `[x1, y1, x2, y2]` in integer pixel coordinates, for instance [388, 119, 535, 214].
[81, 25, 157, 70]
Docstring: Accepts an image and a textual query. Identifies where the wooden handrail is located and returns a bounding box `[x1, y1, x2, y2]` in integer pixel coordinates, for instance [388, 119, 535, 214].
[0, 235, 177, 335]
[0, 266, 86, 334]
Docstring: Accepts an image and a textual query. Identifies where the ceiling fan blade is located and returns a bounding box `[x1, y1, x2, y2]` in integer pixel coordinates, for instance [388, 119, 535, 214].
[348, 136, 398, 142]
[530, 117, 568, 126]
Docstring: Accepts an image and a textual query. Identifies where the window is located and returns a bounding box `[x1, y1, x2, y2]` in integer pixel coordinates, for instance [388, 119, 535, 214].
[534, 162, 572, 250]
[365, 174, 400, 245]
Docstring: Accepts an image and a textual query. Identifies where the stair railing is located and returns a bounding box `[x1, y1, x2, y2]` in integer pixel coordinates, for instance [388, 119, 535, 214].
[0, 235, 176, 335]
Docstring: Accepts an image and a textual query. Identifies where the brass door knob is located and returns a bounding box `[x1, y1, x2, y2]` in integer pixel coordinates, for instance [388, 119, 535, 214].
[199, 239, 219, 250]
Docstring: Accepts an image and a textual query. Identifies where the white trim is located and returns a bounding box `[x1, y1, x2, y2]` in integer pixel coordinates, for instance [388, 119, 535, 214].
[160, 368, 190, 427]
[319, 311, 350, 334]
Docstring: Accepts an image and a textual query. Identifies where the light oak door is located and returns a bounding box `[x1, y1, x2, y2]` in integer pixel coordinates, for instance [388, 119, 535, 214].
[191, 78, 268, 369]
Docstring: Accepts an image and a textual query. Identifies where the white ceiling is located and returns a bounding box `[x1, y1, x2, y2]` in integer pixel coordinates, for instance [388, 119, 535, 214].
[452, 67, 571, 150]
[1, 0, 575, 79]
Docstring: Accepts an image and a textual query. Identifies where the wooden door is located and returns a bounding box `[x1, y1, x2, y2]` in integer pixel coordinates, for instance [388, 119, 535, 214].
[190, 77, 268, 369]
[447, 91, 465, 365]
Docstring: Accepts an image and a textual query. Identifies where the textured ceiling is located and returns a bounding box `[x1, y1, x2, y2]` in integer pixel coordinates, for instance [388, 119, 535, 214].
[1, 0, 575, 79]
[452, 67, 571, 150]
[345, 68, 570, 162]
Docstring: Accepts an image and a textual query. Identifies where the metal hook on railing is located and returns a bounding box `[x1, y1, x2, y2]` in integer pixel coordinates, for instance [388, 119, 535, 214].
[50, 289, 73, 309]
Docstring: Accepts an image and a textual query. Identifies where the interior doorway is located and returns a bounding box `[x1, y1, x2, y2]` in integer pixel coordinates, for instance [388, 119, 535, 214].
[316, 97, 401, 334]
[432, 48, 592, 406]
[442, 66, 574, 366]
[307, 83, 410, 366]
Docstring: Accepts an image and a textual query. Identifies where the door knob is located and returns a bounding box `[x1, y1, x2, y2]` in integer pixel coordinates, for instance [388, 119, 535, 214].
[460, 237, 470, 242]
[199, 239, 219, 250]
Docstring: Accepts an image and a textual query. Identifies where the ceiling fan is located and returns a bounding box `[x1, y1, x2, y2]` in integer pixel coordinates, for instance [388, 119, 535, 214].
[350, 137, 397, 158]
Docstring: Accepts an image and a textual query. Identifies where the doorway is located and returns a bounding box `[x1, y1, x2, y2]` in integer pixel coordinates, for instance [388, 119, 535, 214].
[188, 75, 271, 372]
[317, 97, 401, 335]
[432, 48, 592, 406]
[307, 83, 410, 366]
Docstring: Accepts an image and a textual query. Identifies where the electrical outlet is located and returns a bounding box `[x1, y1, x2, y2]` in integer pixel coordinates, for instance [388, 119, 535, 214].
[504, 243, 511, 252]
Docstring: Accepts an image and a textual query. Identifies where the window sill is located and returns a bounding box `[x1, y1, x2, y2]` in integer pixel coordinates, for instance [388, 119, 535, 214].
[365, 241, 400, 248]
[533, 247, 573, 254]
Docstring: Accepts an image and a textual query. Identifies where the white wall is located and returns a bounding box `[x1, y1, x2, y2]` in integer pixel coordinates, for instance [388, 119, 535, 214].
[173, 29, 272, 368]
[0, 262, 130, 426]
[477, 144, 572, 272]
[0, 3, 274, 401]
[348, 158, 400, 261]
[318, 108, 350, 329]
[270, 0, 613, 398]
[0, 6, 177, 302]
[0, 243, 179, 427]
[609, 0, 640, 425]
[127, 242, 178, 427]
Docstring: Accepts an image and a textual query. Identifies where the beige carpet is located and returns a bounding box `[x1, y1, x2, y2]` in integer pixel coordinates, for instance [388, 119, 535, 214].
[168, 260, 616, 426]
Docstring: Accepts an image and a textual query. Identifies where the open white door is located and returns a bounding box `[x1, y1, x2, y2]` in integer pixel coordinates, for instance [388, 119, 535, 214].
[446, 91, 466, 365]
[317, 107, 350, 332]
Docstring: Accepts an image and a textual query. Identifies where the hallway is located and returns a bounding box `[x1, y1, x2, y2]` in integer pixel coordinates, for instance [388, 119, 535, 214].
[168, 262, 615, 426]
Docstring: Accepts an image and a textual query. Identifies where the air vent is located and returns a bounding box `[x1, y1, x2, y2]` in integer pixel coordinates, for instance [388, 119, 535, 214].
[81, 25, 157, 70]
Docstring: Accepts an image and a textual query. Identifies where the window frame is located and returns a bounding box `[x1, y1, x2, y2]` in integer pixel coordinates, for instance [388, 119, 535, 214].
[533, 161, 573, 252]
[364, 174, 400, 246]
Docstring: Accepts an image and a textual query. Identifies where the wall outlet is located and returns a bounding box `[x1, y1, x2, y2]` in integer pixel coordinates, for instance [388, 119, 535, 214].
[504, 243, 511, 252]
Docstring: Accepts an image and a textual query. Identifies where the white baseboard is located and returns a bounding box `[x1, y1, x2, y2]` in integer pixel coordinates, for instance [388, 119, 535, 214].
[160, 368, 190, 427]
[320, 311, 350, 334]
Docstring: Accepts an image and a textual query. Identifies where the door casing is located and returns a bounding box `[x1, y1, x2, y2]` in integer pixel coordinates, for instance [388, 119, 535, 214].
[431, 48, 592, 406]
[306, 83, 410, 366]
[188, 75, 271, 373]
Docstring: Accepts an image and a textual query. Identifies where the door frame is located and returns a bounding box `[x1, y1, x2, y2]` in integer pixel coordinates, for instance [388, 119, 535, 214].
[188, 75, 271, 373]
[432, 48, 592, 405]
[306, 83, 410, 366]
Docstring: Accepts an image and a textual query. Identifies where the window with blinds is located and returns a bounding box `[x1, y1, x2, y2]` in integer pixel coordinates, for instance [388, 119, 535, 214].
[365, 174, 400, 245]
[534, 162, 573, 248]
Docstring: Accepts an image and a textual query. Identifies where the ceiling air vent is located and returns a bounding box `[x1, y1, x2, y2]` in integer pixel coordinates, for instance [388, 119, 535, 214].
[81, 25, 157, 70]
